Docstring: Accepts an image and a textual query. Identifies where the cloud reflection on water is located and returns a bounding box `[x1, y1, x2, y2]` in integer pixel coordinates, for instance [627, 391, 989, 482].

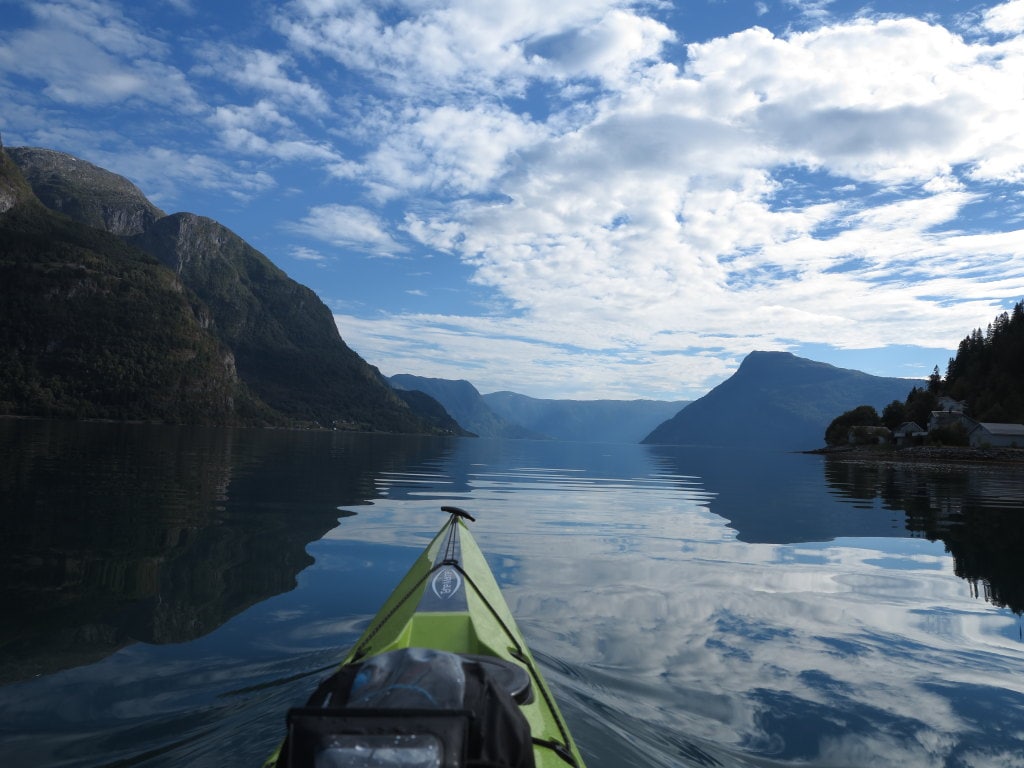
[327, 443, 1024, 767]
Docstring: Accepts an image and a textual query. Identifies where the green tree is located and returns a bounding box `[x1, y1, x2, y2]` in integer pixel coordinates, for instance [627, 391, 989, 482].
[940, 300, 1024, 423]
[881, 399, 907, 430]
[905, 387, 938, 429]
[825, 405, 881, 446]
[927, 422, 970, 447]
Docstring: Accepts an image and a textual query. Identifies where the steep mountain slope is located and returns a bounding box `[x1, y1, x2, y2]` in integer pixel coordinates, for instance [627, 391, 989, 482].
[390, 375, 542, 438]
[130, 213, 424, 431]
[482, 391, 689, 443]
[9, 144, 434, 433]
[0, 146, 271, 424]
[642, 351, 916, 450]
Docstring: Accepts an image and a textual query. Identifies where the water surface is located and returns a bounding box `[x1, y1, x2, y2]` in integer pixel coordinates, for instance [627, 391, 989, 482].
[1, 421, 1022, 767]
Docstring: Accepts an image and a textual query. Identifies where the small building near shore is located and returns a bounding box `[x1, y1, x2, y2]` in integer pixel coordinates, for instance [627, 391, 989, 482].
[894, 422, 927, 446]
[936, 396, 967, 413]
[929, 409, 974, 432]
[969, 422, 1024, 448]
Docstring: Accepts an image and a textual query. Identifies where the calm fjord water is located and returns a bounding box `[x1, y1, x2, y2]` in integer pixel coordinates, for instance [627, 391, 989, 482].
[1, 420, 1023, 767]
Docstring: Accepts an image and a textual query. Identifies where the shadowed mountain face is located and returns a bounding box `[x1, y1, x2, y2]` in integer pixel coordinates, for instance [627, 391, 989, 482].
[0, 137, 36, 214]
[0, 150, 263, 424]
[643, 351, 916, 451]
[4, 145, 435, 433]
[393, 388, 477, 436]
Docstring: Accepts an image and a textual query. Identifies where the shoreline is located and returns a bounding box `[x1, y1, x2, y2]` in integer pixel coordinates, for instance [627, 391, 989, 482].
[804, 444, 1024, 466]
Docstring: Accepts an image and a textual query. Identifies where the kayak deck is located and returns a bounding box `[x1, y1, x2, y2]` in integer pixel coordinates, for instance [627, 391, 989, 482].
[267, 508, 585, 768]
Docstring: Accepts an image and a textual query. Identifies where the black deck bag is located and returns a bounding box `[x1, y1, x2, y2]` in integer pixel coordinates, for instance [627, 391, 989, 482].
[281, 648, 535, 768]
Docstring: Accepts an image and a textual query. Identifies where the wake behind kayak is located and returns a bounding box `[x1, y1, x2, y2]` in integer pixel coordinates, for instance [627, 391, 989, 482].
[265, 507, 585, 767]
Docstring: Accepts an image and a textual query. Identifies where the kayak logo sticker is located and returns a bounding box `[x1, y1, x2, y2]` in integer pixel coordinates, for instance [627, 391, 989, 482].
[431, 566, 463, 600]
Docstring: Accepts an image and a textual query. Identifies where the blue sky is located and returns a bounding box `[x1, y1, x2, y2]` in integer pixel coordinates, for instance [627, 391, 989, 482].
[3, 0, 1024, 400]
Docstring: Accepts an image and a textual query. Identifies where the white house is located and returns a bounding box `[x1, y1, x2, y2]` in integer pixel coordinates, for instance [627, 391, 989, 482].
[969, 422, 1024, 448]
[928, 410, 975, 432]
[893, 422, 926, 446]
[936, 396, 967, 413]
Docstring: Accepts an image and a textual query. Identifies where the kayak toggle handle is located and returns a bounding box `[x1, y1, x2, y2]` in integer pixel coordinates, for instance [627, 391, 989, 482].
[441, 506, 476, 522]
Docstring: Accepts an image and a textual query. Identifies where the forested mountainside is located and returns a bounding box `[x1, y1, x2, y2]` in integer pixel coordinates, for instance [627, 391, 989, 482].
[643, 351, 915, 451]
[2, 141, 442, 433]
[127, 212, 425, 431]
[392, 389, 476, 437]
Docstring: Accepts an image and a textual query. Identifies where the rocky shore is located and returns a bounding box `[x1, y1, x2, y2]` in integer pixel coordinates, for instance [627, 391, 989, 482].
[805, 444, 1024, 466]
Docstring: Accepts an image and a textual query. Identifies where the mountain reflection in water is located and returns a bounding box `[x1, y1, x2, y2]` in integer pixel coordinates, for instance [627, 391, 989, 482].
[0, 420, 455, 683]
[1, 425, 1023, 768]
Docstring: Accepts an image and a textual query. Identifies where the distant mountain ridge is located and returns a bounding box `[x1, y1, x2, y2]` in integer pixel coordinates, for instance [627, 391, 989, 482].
[643, 351, 917, 450]
[482, 391, 689, 443]
[392, 389, 476, 437]
[1, 142, 442, 432]
[389, 375, 542, 439]
[390, 374, 689, 442]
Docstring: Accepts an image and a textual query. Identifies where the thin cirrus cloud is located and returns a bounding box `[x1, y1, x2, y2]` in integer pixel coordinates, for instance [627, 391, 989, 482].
[194, 44, 332, 115]
[2, 0, 1024, 398]
[288, 204, 407, 255]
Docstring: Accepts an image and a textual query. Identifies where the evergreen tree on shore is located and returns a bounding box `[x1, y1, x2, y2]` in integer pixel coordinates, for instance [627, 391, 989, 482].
[944, 301, 1024, 422]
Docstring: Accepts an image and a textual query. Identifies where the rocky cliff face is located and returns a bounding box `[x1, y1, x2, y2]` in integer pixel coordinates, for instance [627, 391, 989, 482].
[131, 212, 427, 430]
[138, 211, 236, 275]
[8, 147, 165, 236]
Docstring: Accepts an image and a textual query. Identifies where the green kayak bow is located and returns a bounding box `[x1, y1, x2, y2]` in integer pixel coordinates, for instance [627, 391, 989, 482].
[266, 507, 585, 768]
